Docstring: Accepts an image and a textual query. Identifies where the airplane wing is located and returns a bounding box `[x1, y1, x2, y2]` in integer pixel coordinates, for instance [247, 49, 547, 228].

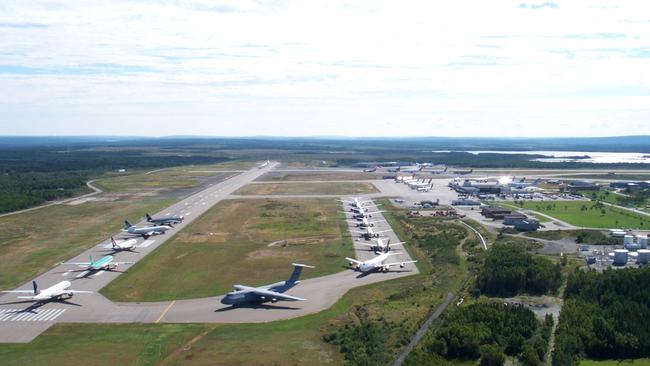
[2, 290, 35, 293]
[356, 242, 377, 247]
[345, 257, 363, 265]
[61, 262, 91, 266]
[113, 262, 135, 266]
[252, 288, 306, 302]
[69, 290, 93, 294]
[382, 260, 417, 268]
[373, 230, 391, 234]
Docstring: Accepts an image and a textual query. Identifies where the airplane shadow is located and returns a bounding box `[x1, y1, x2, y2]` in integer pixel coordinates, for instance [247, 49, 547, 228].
[1, 298, 82, 313]
[214, 303, 301, 312]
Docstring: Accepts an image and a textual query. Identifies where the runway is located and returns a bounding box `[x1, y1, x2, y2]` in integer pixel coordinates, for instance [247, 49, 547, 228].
[0, 163, 418, 343]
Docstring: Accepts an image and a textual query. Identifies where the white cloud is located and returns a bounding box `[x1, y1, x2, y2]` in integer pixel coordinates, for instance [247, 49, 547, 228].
[0, 0, 649, 136]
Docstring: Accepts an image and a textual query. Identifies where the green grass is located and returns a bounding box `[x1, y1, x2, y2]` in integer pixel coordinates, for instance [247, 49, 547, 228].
[0, 324, 209, 366]
[233, 182, 378, 195]
[1, 202, 472, 366]
[0, 196, 175, 290]
[580, 359, 650, 366]
[514, 201, 650, 229]
[102, 198, 354, 301]
[257, 171, 380, 182]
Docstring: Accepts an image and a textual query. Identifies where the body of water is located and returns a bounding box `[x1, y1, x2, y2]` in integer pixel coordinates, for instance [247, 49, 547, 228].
[431, 150, 650, 164]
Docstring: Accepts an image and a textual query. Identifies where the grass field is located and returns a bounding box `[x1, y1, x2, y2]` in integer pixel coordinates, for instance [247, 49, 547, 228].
[0, 324, 210, 366]
[95, 165, 237, 194]
[0, 163, 244, 291]
[515, 201, 650, 229]
[0, 197, 175, 290]
[256, 171, 381, 182]
[1, 203, 471, 366]
[233, 182, 378, 196]
[580, 359, 650, 366]
[102, 198, 354, 301]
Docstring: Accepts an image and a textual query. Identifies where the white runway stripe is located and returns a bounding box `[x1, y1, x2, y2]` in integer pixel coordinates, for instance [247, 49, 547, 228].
[11, 311, 33, 321]
[44, 309, 65, 321]
[31, 309, 55, 321]
[0, 310, 16, 321]
[61, 270, 71, 276]
[21, 312, 40, 321]
[94, 270, 105, 277]
[0, 309, 12, 320]
[76, 270, 89, 278]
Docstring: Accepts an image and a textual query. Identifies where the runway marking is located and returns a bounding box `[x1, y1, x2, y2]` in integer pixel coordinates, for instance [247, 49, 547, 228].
[156, 300, 175, 323]
[94, 270, 105, 277]
[43, 309, 66, 321]
[0, 309, 12, 320]
[31, 309, 55, 321]
[185, 212, 191, 216]
[11, 311, 33, 321]
[61, 270, 71, 276]
[140, 239, 156, 248]
[76, 270, 89, 278]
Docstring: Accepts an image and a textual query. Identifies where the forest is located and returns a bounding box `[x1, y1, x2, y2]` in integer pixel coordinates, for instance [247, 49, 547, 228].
[408, 303, 553, 366]
[553, 267, 650, 365]
[476, 241, 562, 297]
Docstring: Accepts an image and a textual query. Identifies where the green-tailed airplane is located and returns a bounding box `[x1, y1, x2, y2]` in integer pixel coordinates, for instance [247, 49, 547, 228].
[61, 255, 134, 273]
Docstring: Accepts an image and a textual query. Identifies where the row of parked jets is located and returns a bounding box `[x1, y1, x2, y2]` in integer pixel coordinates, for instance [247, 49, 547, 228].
[342, 197, 417, 273]
[0, 213, 184, 307]
[2, 200, 417, 309]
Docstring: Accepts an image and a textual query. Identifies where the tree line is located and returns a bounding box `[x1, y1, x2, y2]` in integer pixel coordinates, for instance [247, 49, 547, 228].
[476, 241, 562, 297]
[553, 267, 650, 365]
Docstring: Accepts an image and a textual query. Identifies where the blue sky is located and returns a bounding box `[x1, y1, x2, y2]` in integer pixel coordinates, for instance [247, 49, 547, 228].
[1, 0, 649, 137]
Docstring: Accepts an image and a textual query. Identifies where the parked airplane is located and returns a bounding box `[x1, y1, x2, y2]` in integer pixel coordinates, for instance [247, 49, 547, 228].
[61, 255, 134, 272]
[146, 213, 184, 226]
[108, 236, 138, 251]
[2, 280, 92, 303]
[357, 238, 404, 253]
[345, 252, 417, 273]
[353, 226, 391, 240]
[363, 167, 377, 173]
[399, 165, 423, 173]
[452, 168, 473, 175]
[347, 206, 383, 219]
[348, 217, 383, 228]
[123, 220, 171, 239]
[221, 263, 314, 305]
[427, 166, 448, 174]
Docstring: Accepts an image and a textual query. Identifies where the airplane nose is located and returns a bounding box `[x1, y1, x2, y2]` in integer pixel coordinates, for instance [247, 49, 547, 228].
[220, 296, 233, 305]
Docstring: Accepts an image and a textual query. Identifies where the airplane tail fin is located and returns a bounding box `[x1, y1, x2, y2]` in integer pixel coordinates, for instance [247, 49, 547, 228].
[32, 280, 38, 295]
[469, 169, 473, 173]
[287, 263, 315, 284]
[89, 255, 93, 264]
[124, 220, 132, 229]
[146, 213, 152, 221]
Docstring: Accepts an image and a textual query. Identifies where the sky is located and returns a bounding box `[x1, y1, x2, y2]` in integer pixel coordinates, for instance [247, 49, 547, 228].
[1, 0, 649, 137]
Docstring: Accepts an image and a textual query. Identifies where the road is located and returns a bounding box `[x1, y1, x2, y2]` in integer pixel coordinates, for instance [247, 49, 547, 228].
[0, 164, 419, 343]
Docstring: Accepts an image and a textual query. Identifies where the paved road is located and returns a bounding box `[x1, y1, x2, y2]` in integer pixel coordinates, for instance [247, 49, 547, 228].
[0, 165, 418, 343]
[391, 292, 456, 366]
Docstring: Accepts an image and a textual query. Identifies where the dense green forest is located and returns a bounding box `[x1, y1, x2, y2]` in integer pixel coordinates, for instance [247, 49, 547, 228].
[553, 267, 650, 365]
[407, 303, 553, 366]
[476, 241, 562, 297]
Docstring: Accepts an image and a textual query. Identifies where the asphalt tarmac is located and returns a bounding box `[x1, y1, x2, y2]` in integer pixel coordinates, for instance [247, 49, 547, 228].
[0, 163, 418, 343]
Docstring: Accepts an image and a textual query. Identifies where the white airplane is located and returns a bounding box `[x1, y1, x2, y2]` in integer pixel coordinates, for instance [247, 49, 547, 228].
[352, 226, 391, 239]
[108, 236, 138, 251]
[345, 252, 417, 273]
[123, 220, 171, 239]
[348, 217, 383, 228]
[2, 280, 92, 303]
[341, 197, 375, 210]
[357, 238, 404, 253]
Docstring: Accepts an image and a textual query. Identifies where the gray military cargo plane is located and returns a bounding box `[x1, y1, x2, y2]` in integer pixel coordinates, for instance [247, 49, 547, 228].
[146, 213, 184, 226]
[220, 263, 314, 306]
